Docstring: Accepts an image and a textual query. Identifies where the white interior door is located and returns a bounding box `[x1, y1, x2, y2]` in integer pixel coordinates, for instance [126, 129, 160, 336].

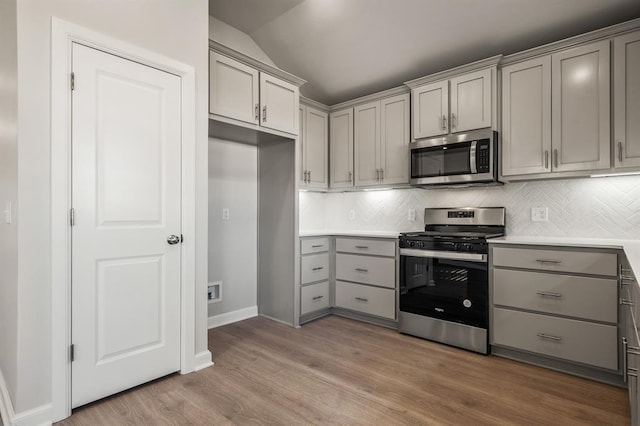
[71, 43, 182, 408]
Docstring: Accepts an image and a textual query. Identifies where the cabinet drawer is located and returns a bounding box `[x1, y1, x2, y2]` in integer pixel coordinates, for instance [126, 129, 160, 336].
[493, 269, 617, 323]
[335, 281, 395, 319]
[301, 237, 329, 255]
[301, 253, 329, 284]
[336, 254, 395, 288]
[492, 247, 617, 276]
[301, 282, 330, 315]
[492, 308, 617, 370]
[336, 238, 396, 257]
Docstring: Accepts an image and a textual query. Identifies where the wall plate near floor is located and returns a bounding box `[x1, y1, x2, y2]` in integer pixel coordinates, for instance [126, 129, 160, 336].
[208, 281, 222, 303]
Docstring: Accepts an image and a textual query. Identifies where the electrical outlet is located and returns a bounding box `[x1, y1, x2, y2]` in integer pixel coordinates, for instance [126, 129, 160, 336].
[531, 207, 549, 222]
[408, 208, 416, 221]
[348, 210, 356, 221]
[222, 208, 230, 220]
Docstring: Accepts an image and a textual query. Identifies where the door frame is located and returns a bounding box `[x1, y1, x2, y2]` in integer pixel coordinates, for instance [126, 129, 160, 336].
[51, 18, 197, 421]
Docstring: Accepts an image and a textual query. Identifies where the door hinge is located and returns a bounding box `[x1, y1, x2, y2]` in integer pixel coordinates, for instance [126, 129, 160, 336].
[70, 72, 75, 91]
[181, 234, 184, 243]
[70, 344, 75, 362]
[70, 208, 75, 226]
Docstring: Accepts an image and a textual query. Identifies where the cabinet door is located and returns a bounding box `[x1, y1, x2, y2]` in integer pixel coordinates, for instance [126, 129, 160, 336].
[412, 81, 448, 139]
[354, 101, 381, 187]
[259, 73, 299, 135]
[299, 105, 306, 184]
[329, 108, 354, 188]
[551, 40, 610, 172]
[450, 68, 492, 133]
[614, 31, 640, 169]
[380, 93, 410, 185]
[501, 57, 552, 176]
[305, 107, 329, 189]
[209, 51, 259, 125]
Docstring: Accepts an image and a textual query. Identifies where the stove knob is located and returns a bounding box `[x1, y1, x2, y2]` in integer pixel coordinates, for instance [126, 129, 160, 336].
[463, 243, 474, 252]
[409, 241, 415, 248]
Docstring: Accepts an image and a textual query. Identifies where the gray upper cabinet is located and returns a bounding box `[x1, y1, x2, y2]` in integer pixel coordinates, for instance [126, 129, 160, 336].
[354, 93, 410, 187]
[411, 68, 492, 140]
[551, 40, 610, 172]
[300, 104, 328, 189]
[614, 30, 640, 169]
[329, 108, 354, 189]
[501, 56, 552, 176]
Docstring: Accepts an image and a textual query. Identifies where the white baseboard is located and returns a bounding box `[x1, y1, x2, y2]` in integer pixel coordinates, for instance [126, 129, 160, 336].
[193, 351, 214, 372]
[207, 305, 257, 329]
[0, 368, 14, 426]
[11, 404, 52, 426]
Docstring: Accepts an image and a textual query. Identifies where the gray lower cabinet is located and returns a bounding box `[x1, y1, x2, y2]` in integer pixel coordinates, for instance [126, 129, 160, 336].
[490, 243, 621, 382]
[300, 237, 330, 319]
[335, 281, 395, 319]
[621, 258, 640, 425]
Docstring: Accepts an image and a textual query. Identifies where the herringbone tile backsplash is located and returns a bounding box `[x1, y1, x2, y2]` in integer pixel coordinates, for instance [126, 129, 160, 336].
[299, 175, 640, 239]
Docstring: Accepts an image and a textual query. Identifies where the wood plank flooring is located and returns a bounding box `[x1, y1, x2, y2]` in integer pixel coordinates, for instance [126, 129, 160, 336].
[58, 315, 629, 425]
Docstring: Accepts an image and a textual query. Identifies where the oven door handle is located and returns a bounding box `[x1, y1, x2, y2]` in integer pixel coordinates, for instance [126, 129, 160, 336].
[400, 248, 487, 262]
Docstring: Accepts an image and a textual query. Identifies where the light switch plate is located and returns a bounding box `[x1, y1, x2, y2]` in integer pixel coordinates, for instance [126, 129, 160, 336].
[531, 207, 549, 222]
[4, 202, 11, 224]
[348, 210, 356, 221]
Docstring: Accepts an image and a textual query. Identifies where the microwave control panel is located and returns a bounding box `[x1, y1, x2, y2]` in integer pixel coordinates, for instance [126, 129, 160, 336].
[476, 139, 490, 173]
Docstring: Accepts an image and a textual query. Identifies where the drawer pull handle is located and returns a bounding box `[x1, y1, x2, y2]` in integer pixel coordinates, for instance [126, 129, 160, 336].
[624, 337, 629, 383]
[311, 244, 324, 248]
[355, 245, 369, 249]
[312, 295, 324, 301]
[355, 297, 368, 303]
[621, 298, 635, 306]
[312, 267, 324, 271]
[355, 268, 368, 273]
[536, 291, 562, 298]
[536, 259, 562, 264]
[536, 333, 562, 342]
[621, 275, 636, 282]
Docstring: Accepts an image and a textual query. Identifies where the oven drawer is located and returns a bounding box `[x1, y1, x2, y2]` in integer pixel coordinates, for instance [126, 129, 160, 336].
[493, 269, 617, 323]
[336, 238, 396, 257]
[301, 237, 329, 255]
[492, 247, 617, 276]
[335, 281, 395, 319]
[492, 308, 618, 370]
[301, 253, 329, 284]
[336, 254, 395, 288]
[301, 281, 330, 315]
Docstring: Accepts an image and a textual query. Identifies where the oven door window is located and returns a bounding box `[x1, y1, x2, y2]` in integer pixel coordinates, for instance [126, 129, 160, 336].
[411, 142, 472, 178]
[400, 255, 487, 328]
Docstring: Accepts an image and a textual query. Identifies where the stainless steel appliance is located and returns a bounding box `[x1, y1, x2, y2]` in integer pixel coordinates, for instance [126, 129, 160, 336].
[410, 129, 500, 187]
[398, 207, 505, 354]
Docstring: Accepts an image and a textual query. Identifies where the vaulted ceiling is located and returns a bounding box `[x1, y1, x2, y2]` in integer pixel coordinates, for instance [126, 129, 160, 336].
[210, 0, 640, 105]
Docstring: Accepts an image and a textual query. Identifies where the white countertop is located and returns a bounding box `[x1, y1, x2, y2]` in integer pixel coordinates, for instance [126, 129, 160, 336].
[299, 230, 400, 238]
[490, 235, 640, 278]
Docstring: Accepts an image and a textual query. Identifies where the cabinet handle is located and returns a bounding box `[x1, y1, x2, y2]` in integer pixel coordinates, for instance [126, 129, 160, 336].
[355, 268, 368, 273]
[536, 291, 562, 298]
[312, 266, 324, 271]
[451, 113, 456, 129]
[618, 141, 623, 164]
[355, 297, 368, 303]
[624, 337, 629, 383]
[535, 259, 561, 264]
[255, 104, 259, 121]
[380, 169, 384, 181]
[262, 105, 267, 122]
[621, 298, 635, 306]
[553, 149, 558, 168]
[312, 295, 324, 301]
[311, 244, 324, 248]
[544, 150, 549, 169]
[536, 333, 562, 342]
[355, 245, 369, 249]
[348, 171, 352, 182]
[442, 114, 447, 131]
[376, 169, 380, 181]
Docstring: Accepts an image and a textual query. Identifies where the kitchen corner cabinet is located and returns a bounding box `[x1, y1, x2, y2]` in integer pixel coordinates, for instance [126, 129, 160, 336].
[614, 30, 640, 169]
[354, 93, 410, 187]
[299, 105, 328, 189]
[329, 108, 354, 189]
[209, 51, 299, 135]
[412, 68, 492, 140]
[501, 40, 610, 177]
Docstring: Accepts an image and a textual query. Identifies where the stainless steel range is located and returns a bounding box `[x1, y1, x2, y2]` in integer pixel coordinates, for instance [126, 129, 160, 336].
[398, 207, 506, 354]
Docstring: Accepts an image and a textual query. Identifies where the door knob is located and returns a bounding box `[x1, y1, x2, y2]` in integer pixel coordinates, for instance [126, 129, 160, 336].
[167, 234, 180, 245]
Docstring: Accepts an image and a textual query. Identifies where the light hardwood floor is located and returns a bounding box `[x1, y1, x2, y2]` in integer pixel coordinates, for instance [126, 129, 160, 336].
[58, 315, 629, 425]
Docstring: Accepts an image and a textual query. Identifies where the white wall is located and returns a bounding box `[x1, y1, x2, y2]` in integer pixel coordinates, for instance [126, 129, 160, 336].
[208, 139, 258, 317]
[209, 16, 276, 66]
[300, 175, 640, 239]
[0, 0, 19, 411]
[14, 0, 209, 415]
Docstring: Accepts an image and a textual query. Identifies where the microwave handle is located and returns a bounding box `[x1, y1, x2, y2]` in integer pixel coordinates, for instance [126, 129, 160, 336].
[469, 140, 477, 174]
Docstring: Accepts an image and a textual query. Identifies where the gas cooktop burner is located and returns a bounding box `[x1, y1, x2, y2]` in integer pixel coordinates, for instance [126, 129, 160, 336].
[400, 231, 504, 239]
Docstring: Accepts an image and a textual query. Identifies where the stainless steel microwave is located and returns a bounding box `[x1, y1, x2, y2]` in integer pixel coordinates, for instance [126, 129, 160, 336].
[410, 129, 499, 187]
